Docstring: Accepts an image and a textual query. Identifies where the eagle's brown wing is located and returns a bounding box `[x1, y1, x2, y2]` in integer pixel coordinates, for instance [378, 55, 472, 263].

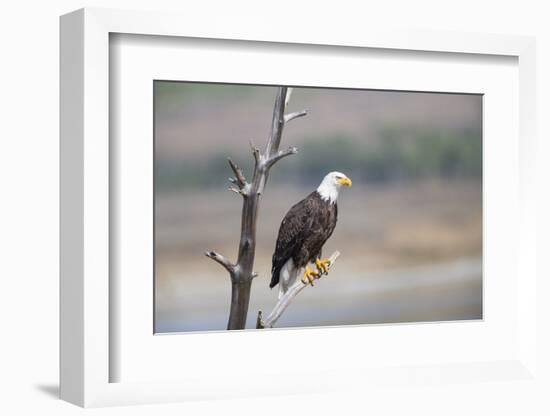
[269, 192, 316, 288]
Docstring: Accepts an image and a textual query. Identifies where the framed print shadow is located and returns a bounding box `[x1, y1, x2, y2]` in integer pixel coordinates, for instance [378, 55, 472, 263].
[153, 83, 483, 333]
[60, 7, 537, 408]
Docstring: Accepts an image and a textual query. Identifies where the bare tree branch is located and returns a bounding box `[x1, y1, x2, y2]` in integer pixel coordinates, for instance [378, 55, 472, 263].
[266, 146, 298, 168]
[264, 88, 288, 158]
[204, 251, 236, 275]
[256, 251, 341, 329]
[228, 186, 246, 196]
[284, 110, 308, 123]
[227, 158, 248, 191]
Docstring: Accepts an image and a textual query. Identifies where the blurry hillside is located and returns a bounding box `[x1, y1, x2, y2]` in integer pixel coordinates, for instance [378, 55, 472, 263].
[154, 82, 483, 333]
[155, 82, 482, 190]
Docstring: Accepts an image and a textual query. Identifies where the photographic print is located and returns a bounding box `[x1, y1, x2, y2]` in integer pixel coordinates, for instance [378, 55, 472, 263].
[154, 82, 482, 332]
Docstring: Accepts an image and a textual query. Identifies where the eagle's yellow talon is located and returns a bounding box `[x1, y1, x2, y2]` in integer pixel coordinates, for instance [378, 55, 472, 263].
[302, 266, 318, 286]
[315, 258, 331, 275]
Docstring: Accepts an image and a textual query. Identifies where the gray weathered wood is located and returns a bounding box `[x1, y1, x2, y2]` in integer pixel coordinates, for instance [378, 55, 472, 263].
[256, 251, 341, 329]
[205, 86, 307, 330]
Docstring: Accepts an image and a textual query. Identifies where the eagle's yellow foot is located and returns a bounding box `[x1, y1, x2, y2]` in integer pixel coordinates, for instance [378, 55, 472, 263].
[301, 266, 319, 286]
[315, 258, 331, 275]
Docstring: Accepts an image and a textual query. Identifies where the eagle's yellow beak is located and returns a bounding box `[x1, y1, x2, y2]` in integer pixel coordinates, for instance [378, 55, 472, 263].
[337, 177, 352, 187]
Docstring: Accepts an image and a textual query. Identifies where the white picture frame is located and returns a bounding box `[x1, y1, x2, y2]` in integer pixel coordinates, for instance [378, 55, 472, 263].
[60, 7, 537, 407]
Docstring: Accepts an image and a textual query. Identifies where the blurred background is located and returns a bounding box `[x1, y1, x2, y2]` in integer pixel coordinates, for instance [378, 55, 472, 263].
[154, 82, 482, 333]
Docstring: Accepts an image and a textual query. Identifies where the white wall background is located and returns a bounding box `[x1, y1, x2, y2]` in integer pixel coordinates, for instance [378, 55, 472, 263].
[0, 0, 548, 414]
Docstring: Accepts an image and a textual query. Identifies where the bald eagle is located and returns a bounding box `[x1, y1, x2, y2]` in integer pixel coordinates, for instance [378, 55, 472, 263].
[270, 172, 352, 298]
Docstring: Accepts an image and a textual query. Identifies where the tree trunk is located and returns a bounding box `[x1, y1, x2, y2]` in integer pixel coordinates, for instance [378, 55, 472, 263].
[227, 279, 252, 329]
[206, 86, 307, 330]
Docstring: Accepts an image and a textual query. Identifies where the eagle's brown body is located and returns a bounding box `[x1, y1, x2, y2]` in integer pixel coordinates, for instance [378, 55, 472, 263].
[270, 191, 338, 289]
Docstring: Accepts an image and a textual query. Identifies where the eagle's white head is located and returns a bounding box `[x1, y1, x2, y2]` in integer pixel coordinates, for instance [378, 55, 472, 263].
[316, 171, 352, 203]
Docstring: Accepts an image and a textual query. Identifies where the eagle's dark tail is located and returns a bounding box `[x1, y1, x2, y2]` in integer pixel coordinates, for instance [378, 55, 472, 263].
[269, 267, 281, 289]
